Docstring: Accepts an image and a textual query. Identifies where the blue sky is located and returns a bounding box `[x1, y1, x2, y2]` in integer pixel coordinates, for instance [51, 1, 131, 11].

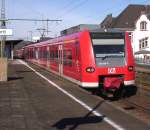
[4, 0, 150, 40]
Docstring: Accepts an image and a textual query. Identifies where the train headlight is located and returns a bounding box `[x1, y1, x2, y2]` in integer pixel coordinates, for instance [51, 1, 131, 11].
[128, 66, 134, 71]
[86, 67, 95, 73]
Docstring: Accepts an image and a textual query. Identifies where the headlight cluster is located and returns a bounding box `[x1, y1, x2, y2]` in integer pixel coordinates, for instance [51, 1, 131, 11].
[86, 67, 95, 73]
[128, 66, 134, 71]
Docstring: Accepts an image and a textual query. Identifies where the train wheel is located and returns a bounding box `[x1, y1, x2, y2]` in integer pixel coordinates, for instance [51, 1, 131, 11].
[113, 87, 125, 100]
[124, 85, 137, 97]
[84, 88, 99, 95]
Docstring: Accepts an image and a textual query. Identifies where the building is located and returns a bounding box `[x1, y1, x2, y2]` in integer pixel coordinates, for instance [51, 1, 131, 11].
[4, 40, 23, 59]
[100, 4, 150, 31]
[133, 13, 150, 64]
[100, 4, 150, 64]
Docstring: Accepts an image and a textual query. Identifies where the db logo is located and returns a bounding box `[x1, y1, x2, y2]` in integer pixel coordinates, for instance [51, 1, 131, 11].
[108, 68, 116, 74]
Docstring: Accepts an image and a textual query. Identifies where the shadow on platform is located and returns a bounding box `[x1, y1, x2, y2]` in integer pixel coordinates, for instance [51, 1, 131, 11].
[52, 100, 105, 130]
[52, 116, 104, 130]
[8, 76, 24, 81]
[16, 70, 33, 73]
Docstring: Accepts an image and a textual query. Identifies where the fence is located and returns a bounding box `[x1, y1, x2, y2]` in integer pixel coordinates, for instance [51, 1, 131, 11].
[135, 57, 150, 65]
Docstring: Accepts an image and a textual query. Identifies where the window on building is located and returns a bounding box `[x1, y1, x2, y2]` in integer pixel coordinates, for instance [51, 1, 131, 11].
[139, 42, 141, 49]
[140, 21, 147, 31]
[142, 42, 144, 48]
[145, 37, 148, 47]
[139, 37, 149, 50]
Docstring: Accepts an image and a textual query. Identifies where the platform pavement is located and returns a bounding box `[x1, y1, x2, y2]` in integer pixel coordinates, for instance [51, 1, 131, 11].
[0, 60, 113, 130]
[0, 61, 39, 130]
[0, 60, 150, 130]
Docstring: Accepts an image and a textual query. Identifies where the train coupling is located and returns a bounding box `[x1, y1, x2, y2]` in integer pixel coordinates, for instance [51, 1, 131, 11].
[103, 77, 123, 90]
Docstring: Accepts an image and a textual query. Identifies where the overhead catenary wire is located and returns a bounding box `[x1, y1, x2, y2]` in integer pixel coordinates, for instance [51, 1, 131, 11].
[51, 0, 89, 36]
[0, 18, 62, 38]
[56, 0, 89, 19]
[7, 18, 62, 22]
[2, 0, 63, 39]
[4, 0, 89, 38]
[58, 0, 77, 12]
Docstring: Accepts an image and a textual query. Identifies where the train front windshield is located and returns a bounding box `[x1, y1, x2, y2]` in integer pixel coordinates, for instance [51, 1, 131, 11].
[90, 32, 125, 67]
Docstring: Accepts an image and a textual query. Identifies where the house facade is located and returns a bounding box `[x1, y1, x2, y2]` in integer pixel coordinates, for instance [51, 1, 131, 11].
[133, 13, 150, 64]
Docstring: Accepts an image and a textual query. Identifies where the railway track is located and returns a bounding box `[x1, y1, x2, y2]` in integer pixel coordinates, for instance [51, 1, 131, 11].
[125, 77, 150, 113]
[111, 93, 150, 125]
[120, 97, 150, 114]
[105, 70, 150, 125]
[136, 70, 150, 93]
[108, 70, 150, 125]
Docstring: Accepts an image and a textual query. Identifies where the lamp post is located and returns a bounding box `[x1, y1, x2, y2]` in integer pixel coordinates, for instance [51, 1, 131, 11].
[0, 0, 7, 81]
[0, 0, 6, 58]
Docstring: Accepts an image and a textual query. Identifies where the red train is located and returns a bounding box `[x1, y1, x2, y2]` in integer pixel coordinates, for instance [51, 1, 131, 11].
[15, 48, 24, 59]
[17, 30, 136, 97]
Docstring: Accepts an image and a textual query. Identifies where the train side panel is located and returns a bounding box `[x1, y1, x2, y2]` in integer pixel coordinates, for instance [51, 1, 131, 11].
[79, 31, 98, 87]
[124, 32, 135, 85]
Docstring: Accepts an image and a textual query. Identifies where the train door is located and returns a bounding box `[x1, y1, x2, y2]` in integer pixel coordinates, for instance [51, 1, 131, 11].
[47, 46, 50, 68]
[58, 44, 63, 76]
[35, 47, 38, 60]
[37, 47, 40, 64]
[75, 41, 81, 80]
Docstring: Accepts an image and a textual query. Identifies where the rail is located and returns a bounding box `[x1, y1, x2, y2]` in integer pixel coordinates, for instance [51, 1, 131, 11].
[120, 97, 150, 114]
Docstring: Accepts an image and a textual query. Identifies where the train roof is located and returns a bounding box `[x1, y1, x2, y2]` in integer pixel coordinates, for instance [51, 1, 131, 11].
[24, 31, 83, 48]
[89, 28, 125, 33]
[24, 29, 126, 48]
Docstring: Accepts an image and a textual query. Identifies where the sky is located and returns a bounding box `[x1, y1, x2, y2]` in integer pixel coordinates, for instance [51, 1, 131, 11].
[2, 0, 150, 40]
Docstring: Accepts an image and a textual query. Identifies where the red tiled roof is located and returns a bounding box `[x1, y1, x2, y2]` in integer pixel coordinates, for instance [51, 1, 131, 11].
[101, 4, 150, 29]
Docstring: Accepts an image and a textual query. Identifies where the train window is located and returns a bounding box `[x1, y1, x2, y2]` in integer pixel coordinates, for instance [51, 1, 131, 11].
[75, 42, 79, 58]
[50, 50, 55, 61]
[63, 50, 67, 65]
[63, 49, 72, 66]
[55, 50, 58, 58]
[41, 48, 44, 58]
[92, 39, 125, 55]
[29, 49, 31, 58]
[90, 32, 125, 67]
[90, 32, 124, 39]
[50, 46, 58, 63]
[33, 49, 35, 59]
[43, 49, 47, 59]
[47, 49, 50, 60]
[39, 49, 43, 59]
[54, 49, 59, 63]
[30, 48, 34, 58]
[38, 49, 41, 58]
[24, 49, 28, 59]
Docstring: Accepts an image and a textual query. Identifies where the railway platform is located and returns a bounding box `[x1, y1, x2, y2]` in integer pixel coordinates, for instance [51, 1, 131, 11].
[0, 60, 149, 130]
